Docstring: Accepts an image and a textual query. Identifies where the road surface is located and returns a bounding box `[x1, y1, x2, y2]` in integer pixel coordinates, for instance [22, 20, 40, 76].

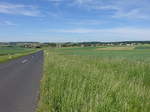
[0, 51, 43, 112]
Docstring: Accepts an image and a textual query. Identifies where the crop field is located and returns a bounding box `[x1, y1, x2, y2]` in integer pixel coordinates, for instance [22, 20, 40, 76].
[54, 46, 150, 60]
[0, 46, 34, 55]
[38, 46, 150, 112]
[0, 46, 36, 63]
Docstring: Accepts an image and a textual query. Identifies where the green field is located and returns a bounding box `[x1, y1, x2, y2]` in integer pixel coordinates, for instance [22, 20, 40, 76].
[0, 46, 36, 63]
[54, 46, 150, 60]
[38, 46, 150, 112]
[0, 46, 34, 55]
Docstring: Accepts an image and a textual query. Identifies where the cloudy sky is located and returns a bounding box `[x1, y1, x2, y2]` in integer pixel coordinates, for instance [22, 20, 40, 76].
[0, 0, 150, 42]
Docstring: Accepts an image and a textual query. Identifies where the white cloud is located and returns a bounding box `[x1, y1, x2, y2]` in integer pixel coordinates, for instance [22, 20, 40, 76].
[0, 20, 16, 26]
[49, 28, 96, 33]
[72, 0, 150, 19]
[44, 0, 150, 19]
[48, 27, 150, 40]
[113, 9, 149, 19]
[0, 2, 41, 16]
[46, 0, 66, 6]
[74, 0, 92, 5]
[68, 19, 105, 25]
[47, 0, 64, 2]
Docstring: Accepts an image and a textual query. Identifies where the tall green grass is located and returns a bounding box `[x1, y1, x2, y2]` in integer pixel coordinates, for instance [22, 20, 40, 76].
[38, 50, 150, 112]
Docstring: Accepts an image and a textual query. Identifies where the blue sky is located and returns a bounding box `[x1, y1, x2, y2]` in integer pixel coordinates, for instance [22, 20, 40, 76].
[0, 0, 150, 42]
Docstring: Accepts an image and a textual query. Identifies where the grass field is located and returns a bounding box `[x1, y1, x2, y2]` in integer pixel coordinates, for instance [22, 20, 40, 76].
[0, 46, 37, 63]
[38, 46, 150, 112]
[0, 46, 34, 55]
[54, 46, 150, 61]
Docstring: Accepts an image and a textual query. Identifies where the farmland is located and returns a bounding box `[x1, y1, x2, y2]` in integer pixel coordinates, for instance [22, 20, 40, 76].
[38, 46, 150, 112]
[0, 46, 37, 63]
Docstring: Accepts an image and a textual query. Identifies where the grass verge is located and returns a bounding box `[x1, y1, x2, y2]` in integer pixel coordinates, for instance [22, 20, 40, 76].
[37, 50, 150, 112]
[0, 50, 38, 63]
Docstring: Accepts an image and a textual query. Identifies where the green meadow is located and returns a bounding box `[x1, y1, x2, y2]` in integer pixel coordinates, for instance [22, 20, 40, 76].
[38, 46, 150, 112]
[54, 46, 150, 60]
[0, 46, 36, 63]
[0, 46, 34, 55]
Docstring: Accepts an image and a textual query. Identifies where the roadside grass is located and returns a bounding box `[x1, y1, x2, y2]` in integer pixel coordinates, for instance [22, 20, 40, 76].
[0, 47, 38, 63]
[38, 47, 150, 112]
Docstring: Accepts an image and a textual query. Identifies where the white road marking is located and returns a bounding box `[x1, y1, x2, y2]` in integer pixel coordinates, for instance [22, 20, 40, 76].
[22, 59, 28, 64]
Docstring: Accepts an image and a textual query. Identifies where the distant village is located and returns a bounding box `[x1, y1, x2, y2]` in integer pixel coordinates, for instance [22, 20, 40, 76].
[0, 41, 150, 48]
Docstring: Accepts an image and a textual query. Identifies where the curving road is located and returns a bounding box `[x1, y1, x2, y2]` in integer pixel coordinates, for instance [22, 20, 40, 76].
[0, 51, 43, 112]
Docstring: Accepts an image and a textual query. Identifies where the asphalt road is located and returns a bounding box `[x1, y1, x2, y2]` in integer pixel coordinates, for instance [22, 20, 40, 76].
[0, 51, 43, 112]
